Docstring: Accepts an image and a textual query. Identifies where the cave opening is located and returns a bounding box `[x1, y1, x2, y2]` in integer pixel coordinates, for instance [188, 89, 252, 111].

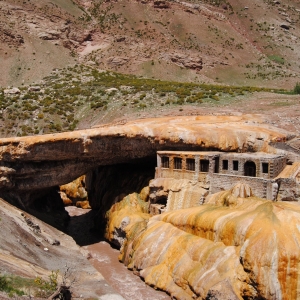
[58, 155, 157, 246]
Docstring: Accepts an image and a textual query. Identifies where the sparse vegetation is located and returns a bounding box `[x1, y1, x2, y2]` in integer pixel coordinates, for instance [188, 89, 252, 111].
[0, 64, 287, 137]
[268, 55, 285, 65]
[293, 82, 300, 94]
[0, 274, 33, 297]
[35, 266, 75, 298]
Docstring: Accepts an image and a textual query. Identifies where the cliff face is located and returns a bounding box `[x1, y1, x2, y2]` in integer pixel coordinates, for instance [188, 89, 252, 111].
[107, 186, 300, 299]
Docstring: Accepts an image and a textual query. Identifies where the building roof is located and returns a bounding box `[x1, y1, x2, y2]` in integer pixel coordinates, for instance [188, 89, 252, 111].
[157, 151, 285, 159]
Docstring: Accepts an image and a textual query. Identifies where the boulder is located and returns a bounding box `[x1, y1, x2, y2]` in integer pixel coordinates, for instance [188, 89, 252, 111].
[38, 30, 61, 40]
[4, 87, 20, 94]
[280, 24, 290, 30]
[107, 56, 130, 66]
[153, 0, 170, 9]
[28, 86, 41, 92]
[60, 175, 88, 205]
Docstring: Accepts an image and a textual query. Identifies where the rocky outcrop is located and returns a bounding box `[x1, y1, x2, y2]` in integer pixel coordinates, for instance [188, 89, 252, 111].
[38, 30, 61, 40]
[149, 177, 208, 213]
[0, 198, 123, 299]
[107, 56, 130, 67]
[60, 175, 89, 207]
[170, 53, 203, 71]
[153, 0, 171, 9]
[116, 186, 300, 299]
[0, 27, 24, 47]
[105, 189, 150, 248]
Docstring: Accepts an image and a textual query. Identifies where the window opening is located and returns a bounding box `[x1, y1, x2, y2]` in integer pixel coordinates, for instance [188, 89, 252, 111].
[186, 158, 195, 171]
[200, 159, 209, 172]
[222, 160, 228, 170]
[262, 163, 269, 174]
[244, 161, 256, 177]
[161, 156, 169, 168]
[174, 157, 182, 170]
[233, 160, 239, 171]
[214, 157, 219, 173]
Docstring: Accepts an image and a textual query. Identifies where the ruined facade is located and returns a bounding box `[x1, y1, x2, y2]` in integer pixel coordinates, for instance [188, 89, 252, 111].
[150, 151, 300, 213]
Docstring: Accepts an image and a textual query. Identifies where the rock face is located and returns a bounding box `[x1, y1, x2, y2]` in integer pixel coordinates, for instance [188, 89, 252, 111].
[149, 177, 208, 213]
[113, 186, 300, 299]
[87, 163, 155, 234]
[0, 115, 290, 198]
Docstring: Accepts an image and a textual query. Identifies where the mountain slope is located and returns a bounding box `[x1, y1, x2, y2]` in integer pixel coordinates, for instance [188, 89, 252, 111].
[1, 0, 300, 88]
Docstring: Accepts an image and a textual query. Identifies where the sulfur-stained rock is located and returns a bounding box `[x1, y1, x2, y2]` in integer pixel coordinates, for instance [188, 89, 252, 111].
[76, 200, 91, 209]
[115, 185, 300, 299]
[105, 190, 150, 248]
[121, 219, 254, 299]
[139, 186, 150, 201]
[60, 175, 88, 206]
[59, 191, 73, 206]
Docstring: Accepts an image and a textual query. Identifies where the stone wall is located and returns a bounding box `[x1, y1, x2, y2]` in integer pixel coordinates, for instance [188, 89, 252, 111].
[209, 174, 273, 199]
[276, 178, 300, 201]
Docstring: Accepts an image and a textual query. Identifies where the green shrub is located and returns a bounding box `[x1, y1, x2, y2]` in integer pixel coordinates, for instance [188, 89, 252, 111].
[268, 55, 284, 65]
[293, 82, 300, 94]
[34, 270, 58, 297]
[0, 276, 9, 290]
[0, 275, 25, 296]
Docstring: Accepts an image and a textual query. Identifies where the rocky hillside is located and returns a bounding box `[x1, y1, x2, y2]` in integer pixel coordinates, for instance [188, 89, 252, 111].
[1, 0, 300, 138]
[1, 0, 300, 89]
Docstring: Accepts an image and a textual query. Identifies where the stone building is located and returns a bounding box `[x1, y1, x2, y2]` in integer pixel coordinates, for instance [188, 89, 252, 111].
[150, 151, 300, 214]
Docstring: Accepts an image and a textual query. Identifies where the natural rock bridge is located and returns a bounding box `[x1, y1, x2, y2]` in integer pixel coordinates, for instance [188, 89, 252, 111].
[0, 115, 291, 211]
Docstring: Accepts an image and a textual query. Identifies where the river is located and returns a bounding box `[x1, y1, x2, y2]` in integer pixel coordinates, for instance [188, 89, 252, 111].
[65, 206, 171, 300]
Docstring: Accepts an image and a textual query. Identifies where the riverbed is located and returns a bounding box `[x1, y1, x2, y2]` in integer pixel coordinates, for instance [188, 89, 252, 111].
[65, 206, 171, 300]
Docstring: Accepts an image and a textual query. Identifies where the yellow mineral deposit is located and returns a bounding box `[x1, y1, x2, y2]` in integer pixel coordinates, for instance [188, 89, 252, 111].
[105, 191, 150, 248]
[107, 184, 300, 299]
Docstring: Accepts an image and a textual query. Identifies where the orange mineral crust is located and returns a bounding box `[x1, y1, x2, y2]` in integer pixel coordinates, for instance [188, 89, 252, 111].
[112, 187, 300, 299]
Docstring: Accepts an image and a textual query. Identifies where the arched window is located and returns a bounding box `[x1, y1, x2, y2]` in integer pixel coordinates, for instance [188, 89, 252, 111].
[244, 161, 256, 177]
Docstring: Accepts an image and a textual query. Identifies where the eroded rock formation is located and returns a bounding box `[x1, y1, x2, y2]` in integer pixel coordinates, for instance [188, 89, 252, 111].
[106, 185, 300, 299]
[0, 115, 295, 227]
[0, 115, 291, 196]
[105, 189, 150, 248]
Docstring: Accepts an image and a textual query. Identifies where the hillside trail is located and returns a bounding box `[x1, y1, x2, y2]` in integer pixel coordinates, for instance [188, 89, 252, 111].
[65, 206, 170, 300]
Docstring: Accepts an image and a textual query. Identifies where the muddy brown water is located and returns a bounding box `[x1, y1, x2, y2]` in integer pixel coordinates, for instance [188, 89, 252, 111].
[65, 206, 171, 300]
